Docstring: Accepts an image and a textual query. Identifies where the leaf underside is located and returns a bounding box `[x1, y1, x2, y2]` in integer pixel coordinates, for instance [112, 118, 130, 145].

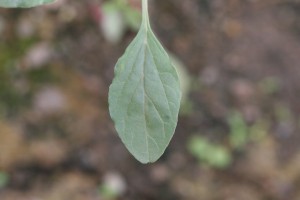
[0, 0, 55, 8]
[109, 26, 181, 163]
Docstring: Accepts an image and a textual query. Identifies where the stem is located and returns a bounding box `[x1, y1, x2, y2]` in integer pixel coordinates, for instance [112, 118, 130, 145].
[142, 0, 149, 29]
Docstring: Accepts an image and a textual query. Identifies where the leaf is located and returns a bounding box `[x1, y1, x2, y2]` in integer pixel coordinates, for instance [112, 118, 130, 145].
[109, 0, 181, 163]
[0, 0, 55, 8]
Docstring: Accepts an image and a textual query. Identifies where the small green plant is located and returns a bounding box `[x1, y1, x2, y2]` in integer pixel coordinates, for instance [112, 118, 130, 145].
[228, 111, 249, 150]
[188, 111, 270, 169]
[259, 76, 281, 95]
[0, 0, 181, 164]
[99, 184, 119, 200]
[228, 111, 268, 149]
[188, 136, 232, 169]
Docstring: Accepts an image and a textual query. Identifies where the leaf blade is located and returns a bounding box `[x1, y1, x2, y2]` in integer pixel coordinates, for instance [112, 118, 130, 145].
[109, 27, 181, 163]
[0, 0, 55, 8]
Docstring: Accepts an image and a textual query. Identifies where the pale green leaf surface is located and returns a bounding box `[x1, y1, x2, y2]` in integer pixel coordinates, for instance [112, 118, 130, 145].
[0, 0, 55, 8]
[109, 18, 181, 163]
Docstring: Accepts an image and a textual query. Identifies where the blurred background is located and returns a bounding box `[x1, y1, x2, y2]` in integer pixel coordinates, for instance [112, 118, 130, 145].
[0, 0, 300, 199]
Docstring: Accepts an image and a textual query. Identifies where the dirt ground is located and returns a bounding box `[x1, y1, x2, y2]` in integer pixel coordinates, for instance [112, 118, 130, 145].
[0, 0, 300, 199]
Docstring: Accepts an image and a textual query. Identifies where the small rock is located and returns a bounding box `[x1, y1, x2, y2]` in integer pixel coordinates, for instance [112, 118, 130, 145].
[230, 79, 256, 104]
[102, 172, 126, 196]
[200, 66, 220, 86]
[222, 18, 243, 39]
[100, 6, 126, 44]
[33, 87, 67, 116]
[0, 122, 25, 170]
[150, 164, 170, 183]
[17, 18, 35, 38]
[242, 105, 260, 123]
[23, 43, 53, 69]
[28, 139, 68, 168]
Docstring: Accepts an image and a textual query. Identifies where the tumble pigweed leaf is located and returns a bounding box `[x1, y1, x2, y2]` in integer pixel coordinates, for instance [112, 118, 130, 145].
[109, 0, 181, 163]
[0, 0, 55, 8]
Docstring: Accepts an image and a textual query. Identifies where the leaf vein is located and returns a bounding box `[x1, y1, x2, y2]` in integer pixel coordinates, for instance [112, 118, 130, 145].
[142, 45, 151, 161]
[146, 45, 172, 115]
[124, 76, 143, 150]
[144, 94, 166, 138]
[117, 44, 144, 102]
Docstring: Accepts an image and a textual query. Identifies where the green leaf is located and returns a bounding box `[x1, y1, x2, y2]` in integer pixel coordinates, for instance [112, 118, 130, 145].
[109, 0, 181, 163]
[0, 0, 55, 8]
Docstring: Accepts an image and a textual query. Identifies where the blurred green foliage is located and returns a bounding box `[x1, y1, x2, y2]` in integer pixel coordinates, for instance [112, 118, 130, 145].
[103, 0, 141, 31]
[0, 172, 9, 189]
[0, 38, 35, 115]
[26, 67, 58, 87]
[188, 136, 232, 169]
[249, 119, 269, 141]
[275, 103, 293, 122]
[99, 184, 119, 200]
[259, 76, 281, 95]
[228, 111, 248, 150]
[0, 38, 57, 116]
[188, 110, 270, 169]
